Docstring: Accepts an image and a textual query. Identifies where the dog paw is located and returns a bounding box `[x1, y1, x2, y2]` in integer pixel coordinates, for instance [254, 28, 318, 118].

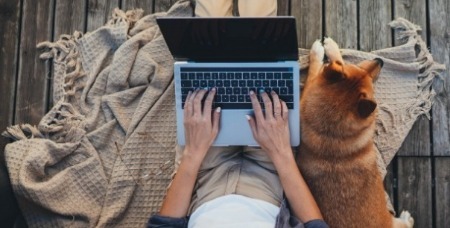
[323, 37, 342, 62]
[400, 211, 414, 228]
[310, 39, 324, 63]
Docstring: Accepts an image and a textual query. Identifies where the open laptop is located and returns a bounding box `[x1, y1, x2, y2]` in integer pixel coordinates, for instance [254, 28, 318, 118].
[157, 17, 300, 146]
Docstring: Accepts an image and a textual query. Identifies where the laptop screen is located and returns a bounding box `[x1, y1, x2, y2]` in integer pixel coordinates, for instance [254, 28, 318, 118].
[157, 17, 298, 62]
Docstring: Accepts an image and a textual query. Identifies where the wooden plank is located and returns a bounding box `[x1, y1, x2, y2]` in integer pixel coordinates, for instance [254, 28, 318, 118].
[397, 116, 431, 156]
[291, 0, 322, 49]
[154, 0, 175, 13]
[395, 0, 430, 156]
[397, 157, 433, 228]
[15, 0, 54, 124]
[394, 0, 427, 42]
[383, 160, 396, 209]
[277, 0, 289, 16]
[54, 0, 86, 36]
[324, 0, 357, 49]
[0, 0, 21, 154]
[87, 0, 120, 32]
[121, 0, 153, 15]
[430, 0, 450, 156]
[359, 0, 391, 51]
[435, 158, 450, 228]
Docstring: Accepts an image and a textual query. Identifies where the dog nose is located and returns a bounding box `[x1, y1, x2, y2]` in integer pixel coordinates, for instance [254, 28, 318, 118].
[374, 58, 384, 67]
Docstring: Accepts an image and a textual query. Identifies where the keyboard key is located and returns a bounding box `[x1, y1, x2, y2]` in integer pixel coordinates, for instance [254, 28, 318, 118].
[181, 80, 192, 87]
[286, 103, 294, 109]
[264, 88, 271, 94]
[214, 96, 221, 102]
[188, 73, 195, 79]
[241, 88, 248, 95]
[230, 95, 237, 102]
[231, 80, 238, 87]
[255, 80, 262, 87]
[193, 80, 199, 87]
[239, 80, 246, 87]
[282, 73, 293, 79]
[251, 73, 257, 79]
[247, 80, 254, 87]
[235, 73, 242, 79]
[245, 95, 251, 102]
[196, 73, 203, 80]
[288, 86, 293, 94]
[227, 73, 234, 79]
[182, 95, 187, 102]
[280, 87, 288, 94]
[219, 73, 227, 79]
[258, 73, 265, 79]
[286, 80, 293, 88]
[238, 95, 245, 102]
[274, 73, 281, 79]
[233, 88, 240, 94]
[270, 80, 277, 87]
[263, 80, 269, 87]
[181, 73, 188, 80]
[208, 80, 215, 87]
[212, 73, 219, 79]
[243, 73, 250, 79]
[278, 80, 286, 87]
[224, 80, 230, 87]
[216, 80, 223, 87]
[216, 103, 252, 109]
[204, 73, 211, 79]
[218, 88, 225, 94]
[273, 88, 280, 94]
[181, 88, 190, 95]
[266, 73, 274, 79]
[200, 80, 207, 87]
[279, 95, 293, 102]
[226, 88, 233, 94]
[222, 95, 229, 102]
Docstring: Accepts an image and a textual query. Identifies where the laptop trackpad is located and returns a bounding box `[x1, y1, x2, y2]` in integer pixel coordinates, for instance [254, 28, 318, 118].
[213, 110, 258, 146]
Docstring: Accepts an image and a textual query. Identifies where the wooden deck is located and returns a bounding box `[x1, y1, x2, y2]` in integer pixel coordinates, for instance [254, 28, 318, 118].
[0, 0, 449, 227]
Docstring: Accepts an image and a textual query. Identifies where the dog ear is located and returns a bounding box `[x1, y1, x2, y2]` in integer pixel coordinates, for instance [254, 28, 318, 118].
[357, 98, 377, 118]
[357, 58, 383, 82]
[323, 60, 345, 82]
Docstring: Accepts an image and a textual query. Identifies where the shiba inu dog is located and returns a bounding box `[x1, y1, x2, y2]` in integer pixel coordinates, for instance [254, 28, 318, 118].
[297, 38, 414, 228]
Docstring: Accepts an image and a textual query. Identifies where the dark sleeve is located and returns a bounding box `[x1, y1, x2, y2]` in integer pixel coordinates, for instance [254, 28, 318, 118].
[147, 214, 188, 228]
[304, 219, 329, 228]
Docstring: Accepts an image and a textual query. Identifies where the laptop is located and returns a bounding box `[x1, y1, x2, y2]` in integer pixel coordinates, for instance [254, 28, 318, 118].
[157, 17, 300, 146]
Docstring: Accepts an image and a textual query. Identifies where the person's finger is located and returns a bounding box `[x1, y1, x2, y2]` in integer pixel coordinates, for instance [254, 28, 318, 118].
[261, 91, 273, 120]
[246, 115, 258, 139]
[281, 101, 289, 121]
[271, 91, 281, 119]
[203, 88, 216, 118]
[249, 90, 264, 122]
[184, 91, 193, 118]
[193, 89, 208, 116]
[212, 107, 221, 135]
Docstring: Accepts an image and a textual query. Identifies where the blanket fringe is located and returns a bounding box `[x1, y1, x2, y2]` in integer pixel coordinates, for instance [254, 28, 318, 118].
[388, 17, 446, 121]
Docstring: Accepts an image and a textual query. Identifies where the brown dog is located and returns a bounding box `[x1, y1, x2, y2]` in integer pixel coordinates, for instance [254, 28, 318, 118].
[297, 38, 414, 228]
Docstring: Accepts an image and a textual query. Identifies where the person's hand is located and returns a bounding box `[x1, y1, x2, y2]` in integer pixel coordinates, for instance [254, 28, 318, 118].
[246, 90, 293, 163]
[183, 88, 221, 163]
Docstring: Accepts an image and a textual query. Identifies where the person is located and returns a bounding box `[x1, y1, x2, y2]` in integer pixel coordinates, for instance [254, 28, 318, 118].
[148, 1, 329, 227]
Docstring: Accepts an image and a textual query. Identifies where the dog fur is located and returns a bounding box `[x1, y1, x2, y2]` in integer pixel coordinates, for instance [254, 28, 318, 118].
[297, 38, 414, 228]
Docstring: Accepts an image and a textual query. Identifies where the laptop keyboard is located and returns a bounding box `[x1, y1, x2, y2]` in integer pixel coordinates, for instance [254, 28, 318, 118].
[180, 67, 295, 110]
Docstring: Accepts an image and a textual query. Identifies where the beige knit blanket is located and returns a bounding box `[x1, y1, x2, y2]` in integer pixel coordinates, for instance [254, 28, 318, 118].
[2, 1, 445, 227]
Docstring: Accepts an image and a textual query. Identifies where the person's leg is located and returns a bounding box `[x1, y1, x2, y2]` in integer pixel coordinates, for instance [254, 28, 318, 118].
[235, 146, 283, 206]
[238, 0, 277, 17]
[195, 0, 233, 17]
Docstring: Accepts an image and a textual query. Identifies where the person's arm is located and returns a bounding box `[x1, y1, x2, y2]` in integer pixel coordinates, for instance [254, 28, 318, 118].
[246, 90, 324, 223]
[158, 88, 221, 217]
